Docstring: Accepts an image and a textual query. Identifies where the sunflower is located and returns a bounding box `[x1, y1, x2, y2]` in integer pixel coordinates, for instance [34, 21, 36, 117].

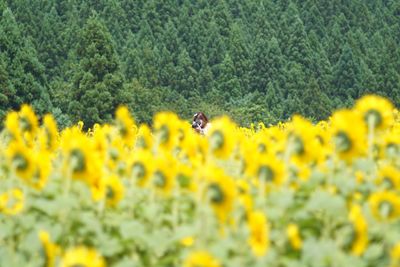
[376, 164, 400, 191]
[18, 104, 39, 139]
[176, 162, 196, 192]
[6, 140, 36, 180]
[39, 114, 59, 152]
[135, 124, 153, 150]
[102, 175, 125, 207]
[348, 204, 368, 256]
[29, 151, 52, 190]
[60, 246, 105, 267]
[247, 153, 286, 188]
[5, 111, 21, 141]
[354, 94, 394, 131]
[390, 242, 400, 267]
[151, 153, 177, 196]
[39, 230, 60, 267]
[236, 179, 253, 214]
[61, 128, 99, 184]
[248, 210, 269, 257]
[207, 116, 237, 159]
[0, 188, 24, 215]
[115, 106, 137, 147]
[183, 250, 221, 267]
[127, 149, 153, 187]
[153, 112, 180, 151]
[369, 191, 400, 221]
[203, 165, 237, 223]
[329, 109, 367, 161]
[287, 115, 321, 163]
[286, 223, 302, 250]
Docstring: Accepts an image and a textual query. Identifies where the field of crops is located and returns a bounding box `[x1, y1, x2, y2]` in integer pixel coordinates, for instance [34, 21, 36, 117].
[1, 95, 400, 267]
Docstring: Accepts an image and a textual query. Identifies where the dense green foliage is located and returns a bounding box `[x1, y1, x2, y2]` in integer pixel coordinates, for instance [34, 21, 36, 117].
[1, 0, 400, 128]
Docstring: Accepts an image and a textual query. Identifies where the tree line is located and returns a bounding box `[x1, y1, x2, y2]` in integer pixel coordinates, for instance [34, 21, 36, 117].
[1, 0, 399, 128]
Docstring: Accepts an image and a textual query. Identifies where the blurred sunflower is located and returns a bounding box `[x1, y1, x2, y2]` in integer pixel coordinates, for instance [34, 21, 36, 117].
[207, 116, 237, 159]
[151, 153, 177, 196]
[203, 165, 237, 223]
[103, 175, 125, 207]
[247, 153, 286, 188]
[153, 112, 180, 151]
[286, 223, 302, 250]
[128, 149, 154, 187]
[287, 115, 321, 163]
[29, 151, 52, 190]
[0, 188, 24, 215]
[176, 162, 196, 192]
[115, 106, 137, 147]
[348, 204, 368, 256]
[236, 179, 253, 214]
[354, 94, 394, 131]
[390, 242, 400, 267]
[39, 114, 59, 152]
[18, 104, 39, 140]
[6, 140, 35, 180]
[369, 191, 400, 221]
[183, 250, 221, 267]
[5, 111, 21, 141]
[60, 246, 105, 267]
[376, 164, 400, 191]
[135, 124, 153, 150]
[329, 109, 367, 161]
[248, 210, 269, 257]
[39, 230, 60, 267]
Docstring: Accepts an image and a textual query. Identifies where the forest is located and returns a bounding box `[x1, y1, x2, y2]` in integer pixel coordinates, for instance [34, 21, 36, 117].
[1, 0, 399, 128]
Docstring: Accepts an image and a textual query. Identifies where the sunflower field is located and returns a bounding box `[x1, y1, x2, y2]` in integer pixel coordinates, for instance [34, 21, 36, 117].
[1, 95, 400, 267]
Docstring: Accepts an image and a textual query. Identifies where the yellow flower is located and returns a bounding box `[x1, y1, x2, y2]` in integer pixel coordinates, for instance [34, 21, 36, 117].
[354, 94, 394, 131]
[207, 116, 237, 159]
[376, 164, 400, 190]
[176, 162, 196, 192]
[0, 188, 24, 215]
[236, 179, 253, 213]
[61, 128, 100, 184]
[39, 114, 59, 152]
[115, 106, 136, 147]
[153, 112, 180, 151]
[248, 210, 269, 257]
[369, 191, 400, 221]
[203, 165, 237, 223]
[180, 236, 195, 247]
[127, 149, 153, 187]
[247, 153, 286, 187]
[135, 124, 153, 150]
[287, 115, 321, 163]
[18, 104, 39, 138]
[183, 250, 221, 267]
[103, 175, 124, 207]
[286, 223, 302, 250]
[151, 153, 177, 196]
[329, 109, 367, 161]
[390, 242, 400, 267]
[60, 246, 105, 267]
[39, 230, 60, 267]
[29, 151, 52, 190]
[5, 111, 21, 141]
[6, 141, 35, 180]
[348, 204, 368, 256]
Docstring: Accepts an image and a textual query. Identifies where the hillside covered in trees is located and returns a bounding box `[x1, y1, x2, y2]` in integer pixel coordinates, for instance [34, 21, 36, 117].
[1, 0, 399, 128]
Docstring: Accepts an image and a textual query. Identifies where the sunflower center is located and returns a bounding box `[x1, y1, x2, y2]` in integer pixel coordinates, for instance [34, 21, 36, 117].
[19, 117, 32, 132]
[132, 162, 146, 180]
[258, 143, 267, 153]
[379, 201, 393, 218]
[335, 131, 352, 153]
[210, 131, 224, 150]
[13, 153, 28, 171]
[70, 149, 86, 173]
[153, 171, 166, 188]
[136, 137, 147, 149]
[292, 136, 305, 155]
[177, 174, 190, 188]
[109, 148, 119, 161]
[364, 109, 382, 129]
[382, 177, 394, 189]
[106, 186, 115, 199]
[258, 165, 274, 182]
[118, 121, 128, 137]
[159, 125, 170, 144]
[207, 183, 224, 204]
[386, 143, 398, 156]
